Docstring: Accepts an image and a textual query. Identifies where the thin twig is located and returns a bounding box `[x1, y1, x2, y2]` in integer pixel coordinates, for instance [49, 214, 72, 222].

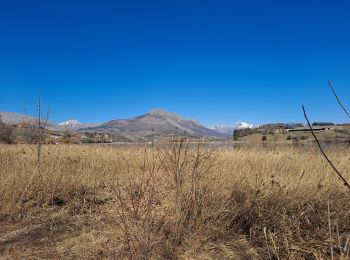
[328, 80, 350, 120]
[302, 105, 350, 190]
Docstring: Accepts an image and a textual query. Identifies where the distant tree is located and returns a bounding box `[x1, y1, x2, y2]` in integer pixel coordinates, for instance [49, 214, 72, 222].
[0, 116, 14, 144]
[286, 135, 291, 140]
[284, 123, 304, 129]
[256, 123, 287, 134]
[22, 96, 50, 178]
[62, 121, 74, 143]
[1, 127, 14, 144]
[81, 137, 95, 143]
[0, 115, 3, 132]
[233, 128, 255, 139]
[24, 121, 40, 144]
[151, 128, 155, 147]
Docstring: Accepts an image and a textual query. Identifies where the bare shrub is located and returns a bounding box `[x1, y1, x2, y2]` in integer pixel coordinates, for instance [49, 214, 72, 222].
[114, 149, 161, 259]
[0, 122, 14, 144]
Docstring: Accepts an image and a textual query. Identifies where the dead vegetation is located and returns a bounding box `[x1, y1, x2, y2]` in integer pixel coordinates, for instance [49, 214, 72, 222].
[0, 142, 349, 259]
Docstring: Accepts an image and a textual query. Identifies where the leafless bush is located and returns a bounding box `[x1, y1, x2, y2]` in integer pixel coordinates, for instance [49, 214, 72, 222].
[0, 119, 14, 144]
[9, 96, 51, 220]
[115, 150, 161, 259]
[159, 138, 218, 236]
[25, 96, 49, 175]
[23, 121, 40, 144]
[114, 138, 220, 258]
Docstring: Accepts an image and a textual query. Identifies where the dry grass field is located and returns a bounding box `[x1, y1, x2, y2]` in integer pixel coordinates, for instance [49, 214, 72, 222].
[0, 142, 350, 259]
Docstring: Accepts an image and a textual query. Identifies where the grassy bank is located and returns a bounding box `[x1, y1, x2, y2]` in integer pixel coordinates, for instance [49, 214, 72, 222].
[0, 143, 349, 259]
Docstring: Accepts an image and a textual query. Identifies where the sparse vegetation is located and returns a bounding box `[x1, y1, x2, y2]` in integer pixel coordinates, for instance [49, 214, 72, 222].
[0, 124, 14, 144]
[233, 128, 256, 139]
[1, 143, 349, 259]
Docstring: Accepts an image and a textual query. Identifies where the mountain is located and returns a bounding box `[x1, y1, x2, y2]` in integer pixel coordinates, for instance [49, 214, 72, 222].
[210, 121, 255, 135]
[58, 120, 101, 131]
[59, 119, 81, 126]
[209, 125, 235, 135]
[0, 112, 100, 131]
[234, 121, 254, 129]
[0, 110, 250, 140]
[0, 112, 35, 125]
[84, 109, 227, 139]
[0, 111, 60, 130]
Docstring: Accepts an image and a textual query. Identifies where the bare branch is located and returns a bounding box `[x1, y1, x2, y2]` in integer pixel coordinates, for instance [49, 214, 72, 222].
[328, 80, 350, 120]
[302, 105, 350, 190]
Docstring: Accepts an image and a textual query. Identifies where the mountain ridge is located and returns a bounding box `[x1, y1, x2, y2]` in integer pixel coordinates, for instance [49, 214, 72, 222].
[1, 109, 253, 140]
[84, 109, 227, 139]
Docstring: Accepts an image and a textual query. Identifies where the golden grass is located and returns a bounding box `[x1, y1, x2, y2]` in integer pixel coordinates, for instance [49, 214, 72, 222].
[0, 143, 349, 259]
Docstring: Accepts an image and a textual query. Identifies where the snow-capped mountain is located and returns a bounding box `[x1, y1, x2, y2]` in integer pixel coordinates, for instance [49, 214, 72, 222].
[209, 125, 235, 135]
[234, 121, 254, 130]
[58, 120, 101, 130]
[59, 119, 81, 126]
[210, 121, 255, 135]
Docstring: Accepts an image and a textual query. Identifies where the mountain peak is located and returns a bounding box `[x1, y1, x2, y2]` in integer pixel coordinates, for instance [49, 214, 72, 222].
[209, 121, 255, 135]
[149, 108, 170, 115]
[59, 119, 81, 126]
[234, 121, 254, 129]
[92, 109, 225, 139]
[149, 109, 182, 120]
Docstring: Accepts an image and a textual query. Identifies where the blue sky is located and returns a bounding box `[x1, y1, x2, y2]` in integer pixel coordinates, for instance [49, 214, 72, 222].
[0, 0, 349, 126]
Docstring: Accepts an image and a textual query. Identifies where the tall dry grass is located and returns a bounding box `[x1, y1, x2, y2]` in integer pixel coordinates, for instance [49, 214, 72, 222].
[0, 143, 349, 259]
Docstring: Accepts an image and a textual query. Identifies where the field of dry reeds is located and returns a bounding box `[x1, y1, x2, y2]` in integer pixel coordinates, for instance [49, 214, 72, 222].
[0, 142, 349, 259]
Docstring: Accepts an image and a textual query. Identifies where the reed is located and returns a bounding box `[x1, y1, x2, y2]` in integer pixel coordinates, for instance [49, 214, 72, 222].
[0, 143, 349, 259]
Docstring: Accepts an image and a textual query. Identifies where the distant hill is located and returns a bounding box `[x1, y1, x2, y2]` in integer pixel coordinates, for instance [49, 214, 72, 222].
[84, 109, 227, 139]
[0, 112, 35, 125]
[0, 112, 100, 132]
[0, 111, 64, 132]
[0, 111, 63, 131]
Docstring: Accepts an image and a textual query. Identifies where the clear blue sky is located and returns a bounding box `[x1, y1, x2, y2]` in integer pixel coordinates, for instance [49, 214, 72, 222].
[0, 0, 349, 126]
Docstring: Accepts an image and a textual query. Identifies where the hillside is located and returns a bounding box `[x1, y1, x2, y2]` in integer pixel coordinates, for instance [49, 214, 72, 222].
[0, 111, 59, 130]
[0, 112, 35, 125]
